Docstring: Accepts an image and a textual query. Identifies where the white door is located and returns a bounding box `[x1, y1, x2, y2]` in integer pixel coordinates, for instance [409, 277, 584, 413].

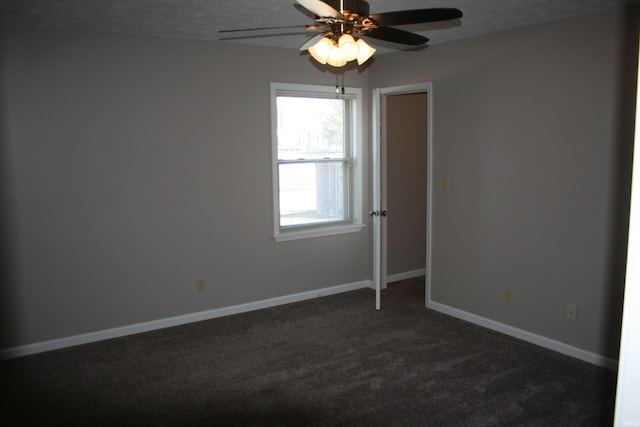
[372, 83, 433, 309]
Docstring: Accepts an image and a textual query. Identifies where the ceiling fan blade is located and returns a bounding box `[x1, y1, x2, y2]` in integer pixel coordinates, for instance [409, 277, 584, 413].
[363, 27, 428, 46]
[219, 24, 312, 33]
[369, 8, 462, 27]
[300, 33, 327, 51]
[296, 0, 343, 18]
[306, 24, 330, 31]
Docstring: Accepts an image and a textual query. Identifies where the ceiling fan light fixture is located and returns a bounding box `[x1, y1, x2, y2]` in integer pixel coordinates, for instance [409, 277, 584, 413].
[308, 34, 374, 67]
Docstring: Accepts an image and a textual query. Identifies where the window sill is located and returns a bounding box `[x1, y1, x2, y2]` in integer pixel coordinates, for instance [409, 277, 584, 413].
[273, 223, 365, 242]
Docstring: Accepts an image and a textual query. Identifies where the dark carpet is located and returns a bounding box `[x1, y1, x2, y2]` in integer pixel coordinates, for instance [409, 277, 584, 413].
[0, 278, 617, 426]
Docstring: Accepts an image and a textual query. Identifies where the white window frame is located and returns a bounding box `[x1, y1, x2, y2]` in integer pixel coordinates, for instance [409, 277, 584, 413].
[270, 82, 364, 242]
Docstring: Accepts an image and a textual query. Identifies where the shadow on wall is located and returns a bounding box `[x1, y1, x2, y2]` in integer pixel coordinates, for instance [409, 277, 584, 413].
[602, 4, 640, 360]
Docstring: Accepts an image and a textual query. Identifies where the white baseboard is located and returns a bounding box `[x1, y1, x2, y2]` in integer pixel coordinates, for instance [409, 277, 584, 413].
[387, 268, 426, 284]
[428, 300, 618, 371]
[0, 280, 374, 360]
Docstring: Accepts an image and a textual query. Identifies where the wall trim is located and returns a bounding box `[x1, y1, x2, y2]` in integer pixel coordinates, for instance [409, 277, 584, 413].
[428, 300, 618, 371]
[1, 280, 374, 360]
[387, 268, 426, 284]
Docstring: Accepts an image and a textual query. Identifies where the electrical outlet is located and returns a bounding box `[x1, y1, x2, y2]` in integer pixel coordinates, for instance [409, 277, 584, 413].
[566, 303, 577, 321]
[504, 288, 512, 303]
[196, 280, 206, 293]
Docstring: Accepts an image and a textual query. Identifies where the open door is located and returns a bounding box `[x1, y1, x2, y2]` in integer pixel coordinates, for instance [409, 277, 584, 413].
[371, 88, 384, 310]
[372, 83, 433, 310]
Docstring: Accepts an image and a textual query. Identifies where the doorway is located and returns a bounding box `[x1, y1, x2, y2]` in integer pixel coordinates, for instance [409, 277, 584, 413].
[372, 83, 433, 309]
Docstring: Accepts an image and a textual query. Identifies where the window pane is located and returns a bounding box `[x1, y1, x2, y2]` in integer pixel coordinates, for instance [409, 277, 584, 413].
[276, 96, 345, 160]
[279, 162, 350, 227]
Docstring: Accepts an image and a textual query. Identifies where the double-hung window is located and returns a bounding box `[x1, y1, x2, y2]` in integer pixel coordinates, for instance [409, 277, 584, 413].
[271, 83, 364, 241]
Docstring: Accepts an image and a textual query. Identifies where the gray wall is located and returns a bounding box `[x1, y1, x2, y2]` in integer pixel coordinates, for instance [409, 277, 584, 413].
[0, 27, 371, 348]
[369, 7, 638, 359]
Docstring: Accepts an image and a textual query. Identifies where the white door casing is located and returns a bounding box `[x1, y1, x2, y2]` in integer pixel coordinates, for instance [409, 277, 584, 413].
[372, 83, 434, 309]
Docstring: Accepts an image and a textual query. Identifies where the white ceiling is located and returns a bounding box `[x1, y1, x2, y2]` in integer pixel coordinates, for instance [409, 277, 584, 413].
[1, 0, 636, 53]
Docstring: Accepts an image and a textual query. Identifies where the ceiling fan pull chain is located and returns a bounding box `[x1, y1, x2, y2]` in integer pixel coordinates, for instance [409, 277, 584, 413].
[335, 73, 345, 95]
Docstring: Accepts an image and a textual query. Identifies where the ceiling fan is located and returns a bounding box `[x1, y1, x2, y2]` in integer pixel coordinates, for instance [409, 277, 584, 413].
[220, 0, 463, 67]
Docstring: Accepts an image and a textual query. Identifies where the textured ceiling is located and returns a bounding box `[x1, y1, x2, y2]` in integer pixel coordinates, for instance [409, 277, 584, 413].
[0, 0, 636, 52]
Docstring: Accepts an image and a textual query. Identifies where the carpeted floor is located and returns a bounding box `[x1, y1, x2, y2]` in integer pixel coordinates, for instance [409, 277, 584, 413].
[0, 278, 617, 426]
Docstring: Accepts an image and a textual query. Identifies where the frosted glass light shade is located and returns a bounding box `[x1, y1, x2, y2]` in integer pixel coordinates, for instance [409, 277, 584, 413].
[338, 34, 359, 62]
[327, 44, 347, 67]
[308, 37, 333, 64]
[356, 39, 376, 65]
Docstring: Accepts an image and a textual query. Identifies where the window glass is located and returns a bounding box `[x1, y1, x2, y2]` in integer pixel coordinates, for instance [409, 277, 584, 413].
[276, 97, 346, 160]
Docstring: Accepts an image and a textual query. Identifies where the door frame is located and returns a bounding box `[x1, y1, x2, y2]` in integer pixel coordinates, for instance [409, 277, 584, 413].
[372, 82, 434, 308]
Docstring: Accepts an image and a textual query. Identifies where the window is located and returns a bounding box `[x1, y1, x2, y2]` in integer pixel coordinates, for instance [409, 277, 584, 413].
[271, 83, 364, 241]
